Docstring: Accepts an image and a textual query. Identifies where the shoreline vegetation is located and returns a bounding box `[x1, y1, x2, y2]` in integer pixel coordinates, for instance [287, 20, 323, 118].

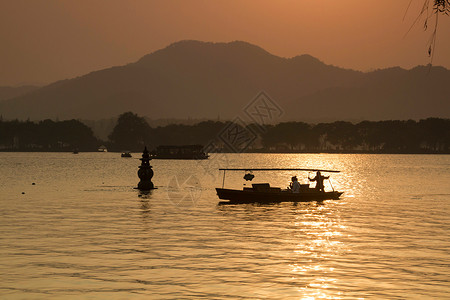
[1, 112, 449, 154]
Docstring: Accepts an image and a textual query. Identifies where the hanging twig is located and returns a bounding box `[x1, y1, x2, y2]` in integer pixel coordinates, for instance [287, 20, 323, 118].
[405, 1, 449, 62]
[423, 0, 449, 61]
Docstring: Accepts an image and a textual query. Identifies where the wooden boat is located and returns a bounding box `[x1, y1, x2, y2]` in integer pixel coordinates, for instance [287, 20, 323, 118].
[151, 145, 209, 159]
[216, 168, 343, 204]
[121, 151, 132, 158]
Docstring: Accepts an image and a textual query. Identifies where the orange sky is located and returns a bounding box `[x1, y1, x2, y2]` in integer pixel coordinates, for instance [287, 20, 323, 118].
[1, 0, 449, 86]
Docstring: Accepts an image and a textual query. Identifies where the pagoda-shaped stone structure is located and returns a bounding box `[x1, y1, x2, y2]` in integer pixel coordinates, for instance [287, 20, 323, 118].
[137, 146, 154, 190]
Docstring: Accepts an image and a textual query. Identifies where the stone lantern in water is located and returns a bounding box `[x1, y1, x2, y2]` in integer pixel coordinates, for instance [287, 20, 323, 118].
[137, 146, 154, 190]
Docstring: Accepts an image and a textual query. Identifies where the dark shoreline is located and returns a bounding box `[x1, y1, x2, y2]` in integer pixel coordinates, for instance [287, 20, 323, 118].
[2, 117, 449, 154]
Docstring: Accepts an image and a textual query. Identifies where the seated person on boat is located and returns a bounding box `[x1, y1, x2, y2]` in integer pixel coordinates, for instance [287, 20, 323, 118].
[289, 176, 301, 193]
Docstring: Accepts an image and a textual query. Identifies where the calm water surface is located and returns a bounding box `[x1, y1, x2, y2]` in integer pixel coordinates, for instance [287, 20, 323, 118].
[0, 153, 449, 299]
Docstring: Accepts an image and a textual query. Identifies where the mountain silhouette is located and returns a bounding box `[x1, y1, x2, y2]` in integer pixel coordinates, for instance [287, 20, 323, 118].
[0, 40, 448, 121]
[0, 85, 39, 102]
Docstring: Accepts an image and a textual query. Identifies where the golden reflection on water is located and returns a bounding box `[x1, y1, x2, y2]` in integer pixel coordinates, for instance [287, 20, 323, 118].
[1, 153, 449, 299]
[288, 204, 349, 299]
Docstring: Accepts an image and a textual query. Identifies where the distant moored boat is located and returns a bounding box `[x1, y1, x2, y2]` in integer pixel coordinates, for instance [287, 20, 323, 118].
[121, 151, 132, 158]
[151, 145, 209, 159]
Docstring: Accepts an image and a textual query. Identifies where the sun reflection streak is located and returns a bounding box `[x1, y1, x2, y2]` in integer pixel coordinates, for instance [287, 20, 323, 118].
[289, 205, 349, 299]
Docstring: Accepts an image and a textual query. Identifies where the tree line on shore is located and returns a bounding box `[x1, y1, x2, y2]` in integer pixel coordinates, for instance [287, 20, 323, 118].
[0, 119, 98, 151]
[1, 112, 449, 153]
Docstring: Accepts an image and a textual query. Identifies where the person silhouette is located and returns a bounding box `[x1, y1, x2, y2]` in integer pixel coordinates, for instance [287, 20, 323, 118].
[308, 171, 329, 193]
[290, 176, 301, 193]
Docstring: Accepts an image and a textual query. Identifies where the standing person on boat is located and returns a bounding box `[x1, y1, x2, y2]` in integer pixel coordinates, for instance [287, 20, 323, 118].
[290, 176, 301, 193]
[308, 171, 329, 193]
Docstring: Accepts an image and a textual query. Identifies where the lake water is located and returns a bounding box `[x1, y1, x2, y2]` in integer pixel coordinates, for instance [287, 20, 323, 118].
[0, 152, 449, 299]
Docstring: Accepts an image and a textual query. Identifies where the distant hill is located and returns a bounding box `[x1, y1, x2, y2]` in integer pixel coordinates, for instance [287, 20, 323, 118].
[0, 85, 39, 102]
[285, 65, 450, 121]
[0, 40, 449, 121]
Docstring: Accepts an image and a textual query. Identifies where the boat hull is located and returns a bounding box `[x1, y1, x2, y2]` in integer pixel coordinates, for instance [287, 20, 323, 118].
[151, 155, 209, 160]
[216, 188, 343, 204]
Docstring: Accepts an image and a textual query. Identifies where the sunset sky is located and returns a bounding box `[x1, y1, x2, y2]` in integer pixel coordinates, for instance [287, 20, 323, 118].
[1, 0, 449, 86]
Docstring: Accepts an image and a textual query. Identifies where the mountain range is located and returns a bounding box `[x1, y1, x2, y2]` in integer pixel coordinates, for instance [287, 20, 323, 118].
[0, 40, 449, 122]
[0, 85, 39, 102]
